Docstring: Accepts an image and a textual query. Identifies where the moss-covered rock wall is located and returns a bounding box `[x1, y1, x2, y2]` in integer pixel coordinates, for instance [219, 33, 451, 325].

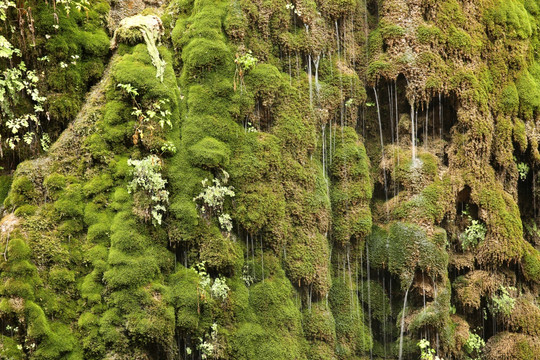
[0, 0, 539, 359]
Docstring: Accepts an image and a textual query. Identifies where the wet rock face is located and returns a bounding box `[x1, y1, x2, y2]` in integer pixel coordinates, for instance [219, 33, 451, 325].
[1, 0, 540, 359]
[107, 0, 167, 30]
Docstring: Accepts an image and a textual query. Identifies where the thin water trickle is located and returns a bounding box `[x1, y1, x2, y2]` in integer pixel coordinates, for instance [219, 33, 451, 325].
[251, 234, 255, 277]
[314, 54, 320, 101]
[382, 273, 387, 359]
[308, 54, 313, 108]
[422, 271, 426, 311]
[394, 80, 399, 146]
[373, 87, 389, 211]
[335, 20, 340, 55]
[388, 84, 394, 144]
[260, 236, 264, 282]
[398, 281, 413, 360]
[439, 93, 443, 139]
[329, 122, 332, 167]
[347, 246, 354, 318]
[425, 102, 429, 149]
[410, 100, 417, 163]
[288, 52, 292, 85]
[366, 245, 373, 360]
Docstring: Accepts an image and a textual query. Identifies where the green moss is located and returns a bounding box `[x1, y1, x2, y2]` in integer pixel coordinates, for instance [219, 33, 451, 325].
[83, 174, 114, 197]
[330, 126, 372, 246]
[78, 28, 110, 57]
[367, 59, 393, 83]
[44, 173, 66, 199]
[14, 204, 38, 217]
[7, 238, 31, 261]
[286, 230, 330, 295]
[166, 266, 200, 331]
[484, 0, 533, 40]
[359, 280, 391, 322]
[513, 118, 527, 152]
[303, 303, 336, 345]
[329, 277, 372, 356]
[243, 272, 307, 359]
[416, 24, 443, 44]
[516, 69, 540, 119]
[522, 245, 540, 283]
[200, 226, 242, 273]
[500, 82, 519, 113]
[0, 336, 25, 359]
[6, 176, 37, 208]
[48, 267, 76, 290]
[181, 38, 233, 83]
[54, 184, 84, 218]
[484, 332, 540, 360]
[368, 222, 447, 286]
[447, 25, 473, 53]
[473, 181, 524, 265]
[0, 175, 12, 206]
[188, 137, 231, 168]
[379, 21, 405, 40]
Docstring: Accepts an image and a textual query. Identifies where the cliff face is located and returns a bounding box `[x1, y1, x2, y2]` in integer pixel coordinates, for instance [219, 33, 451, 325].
[0, 0, 539, 359]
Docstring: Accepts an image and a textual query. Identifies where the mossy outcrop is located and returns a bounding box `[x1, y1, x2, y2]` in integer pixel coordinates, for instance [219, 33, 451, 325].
[1, 0, 540, 359]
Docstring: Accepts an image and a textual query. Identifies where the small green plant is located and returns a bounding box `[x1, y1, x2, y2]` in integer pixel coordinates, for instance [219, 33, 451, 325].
[159, 141, 177, 155]
[235, 51, 258, 71]
[193, 261, 229, 306]
[198, 323, 218, 359]
[127, 155, 169, 226]
[464, 332, 485, 360]
[285, 3, 303, 17]
[460, 215, 487, 251]
[117, 83, 173, 146]
[418, 339, 443, 360]
[242, 264, 255, 286]
[193, 261, 211, 310]
[211, 276, 230, 301]
[517, 162, 529, 180]
[0, 36, 47, 152]
[193, 171, 235, 233]
[234, 51, 257, 91]
[489, 285, 516, 317]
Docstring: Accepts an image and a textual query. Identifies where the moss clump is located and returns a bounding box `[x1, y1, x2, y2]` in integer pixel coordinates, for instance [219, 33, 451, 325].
[484, 0, 533, 40]
[521, 244, 540, 283]
[5, 176, 37, 209]
[500, 82, 519, 113]
[188, 137, 231, 168]
[239, 269, 308, 359]
[368, 222, 447, 285]
[166, 266, 200, 332]
[0, 175, 13, 206]
[330, 126, 372, 246]
[329, 277, 372, 357]
[285, 230, 331, 295]
[484, 332, 540, 360]
[508, 297, 540, 336]
[416, 24, 443, 44]
[54, 184, 84, 219]
[303, 302, 336, 360]
[516, 69, 540, 119]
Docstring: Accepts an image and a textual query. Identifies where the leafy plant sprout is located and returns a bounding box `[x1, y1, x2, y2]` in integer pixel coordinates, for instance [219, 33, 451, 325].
[193, 170, 235, 234]
[127, 155, 169, 226]
[117, 83, 173, 146]
[459, 207, 487, 251]
[234, 50, 257, 92]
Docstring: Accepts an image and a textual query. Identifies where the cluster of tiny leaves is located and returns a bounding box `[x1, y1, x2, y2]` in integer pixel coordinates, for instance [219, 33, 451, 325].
[127, 155, 169, 226]
[193, 172, 235, 233]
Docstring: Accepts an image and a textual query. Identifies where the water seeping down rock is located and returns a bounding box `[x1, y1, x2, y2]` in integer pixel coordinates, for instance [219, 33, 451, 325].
[0, 0, 539, 359]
